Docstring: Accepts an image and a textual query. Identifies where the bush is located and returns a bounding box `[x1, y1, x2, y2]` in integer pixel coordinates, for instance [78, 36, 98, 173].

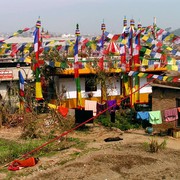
[96, 108, 141, 131]
[96, 114, 111, 127]
[115, 109, 141, 131]
[143, 138, 167, 153]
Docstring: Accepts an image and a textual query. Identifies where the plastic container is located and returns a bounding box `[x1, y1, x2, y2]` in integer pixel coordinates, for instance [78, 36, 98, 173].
[146, 127, 153, 134]
[173, 131, 180, 138]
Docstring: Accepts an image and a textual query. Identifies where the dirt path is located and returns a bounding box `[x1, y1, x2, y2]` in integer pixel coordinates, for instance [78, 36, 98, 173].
[0, 125, 180, 180]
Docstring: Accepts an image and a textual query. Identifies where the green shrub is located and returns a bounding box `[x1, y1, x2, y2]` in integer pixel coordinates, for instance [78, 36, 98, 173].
[96, 109, 141, 131]
[114, 109, 141, 131]
[143, 138, 167, 153]
[96, 114, 111, 127]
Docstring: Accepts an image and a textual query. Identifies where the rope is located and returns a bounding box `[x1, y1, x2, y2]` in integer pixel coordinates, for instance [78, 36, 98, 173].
[1, 76, 157, 169]
[20, 76, 157, 159]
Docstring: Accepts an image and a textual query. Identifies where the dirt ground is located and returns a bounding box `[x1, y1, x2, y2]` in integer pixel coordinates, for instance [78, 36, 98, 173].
[0, 124, 180, 180]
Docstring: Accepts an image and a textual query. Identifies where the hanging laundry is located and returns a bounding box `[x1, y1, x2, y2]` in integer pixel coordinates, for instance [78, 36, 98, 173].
[57, 106, 69, 117]
[47, 103, 57, 109]
[164, 108, 178, 122]
[177, 107, 180, 112]
[75, 109, 93, 124]
[68, 108, 75, 116]
[85, 100, 97, 116]
[136, 111, 149, 121]
[149, 111, 162, 124]
[107, 100, 117, 112]
[97, 102, 107, 114]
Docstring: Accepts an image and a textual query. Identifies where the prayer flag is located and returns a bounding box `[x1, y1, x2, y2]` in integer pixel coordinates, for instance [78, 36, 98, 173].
[34, 63, 43, 100]
[33, 18, 43, 100]
[33, 18, 41, 62]
[19, 71, 25, 97]
[19, 70, 25, 111]
[74, 26, 82, 107]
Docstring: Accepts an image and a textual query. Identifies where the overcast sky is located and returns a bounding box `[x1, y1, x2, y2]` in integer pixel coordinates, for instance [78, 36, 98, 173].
[0, 0, 180, 35]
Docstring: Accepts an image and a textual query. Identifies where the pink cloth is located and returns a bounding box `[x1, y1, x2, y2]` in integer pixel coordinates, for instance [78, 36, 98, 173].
[164, 108, 178, 122]
[178, 107, 180, 112]
[85, 100, 97, 116]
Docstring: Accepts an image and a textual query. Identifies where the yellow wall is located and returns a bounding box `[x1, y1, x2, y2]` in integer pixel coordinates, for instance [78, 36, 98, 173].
[139, 93, 149, 103]
[52, 93, 150, 109]
[55, 95, 123, 109]
[60, 68, 121, 75]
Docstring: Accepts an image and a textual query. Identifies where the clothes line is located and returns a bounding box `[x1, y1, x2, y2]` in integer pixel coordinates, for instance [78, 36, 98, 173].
[137, 107, 180, 124]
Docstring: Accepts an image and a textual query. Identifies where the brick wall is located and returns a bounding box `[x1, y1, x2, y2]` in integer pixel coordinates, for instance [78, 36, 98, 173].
[152, 86, 180, 131]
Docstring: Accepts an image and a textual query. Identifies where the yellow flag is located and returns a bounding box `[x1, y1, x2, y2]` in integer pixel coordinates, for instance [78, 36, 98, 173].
[48, 103, 57, 109]
[13, 32, 18, 36]
[132, 87, 136, 106]
[67, 40, 73, 46]
[124, 82, 129, 96]
[95, 36, 101, 41]
[171, 65, 178, 71]
[164, 34, 174, 41]
[77, 92, 82, 107]
[142, 58, 149, 66]
[91, 43, 97, 50]
[142, 35, 149, 41]
[49, 40, 55, 45]
[68, 45, 74, 54]
[163, 76, 168, 81]
[24, 56, 32, 63]
[138, 73, 145, 77]
[36, 82, 43, 100]
[23, 49, 29, 54]
[166, 46, 173, 51]
[85, 62, 91, 69]
[172, 58, 176, 65]
[55, 61, 61, 67]
[145, 49, 151, 56]
[121, 39, 127, 45]
[0, 44, 7, 55]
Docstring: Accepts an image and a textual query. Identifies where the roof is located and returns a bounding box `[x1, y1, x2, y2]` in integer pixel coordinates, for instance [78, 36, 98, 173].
[151, 83, 180, 90]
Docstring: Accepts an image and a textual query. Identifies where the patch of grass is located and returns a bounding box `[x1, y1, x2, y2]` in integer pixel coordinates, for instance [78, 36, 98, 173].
[0, 137, 83, 179]
[143, 137, 167, 153]
[0, 138, 46, 166]
[70, 152, 81, 157]
[67, 137, 86, 149]
[0, 138, 46, 179]
[0, 135, 87, 168]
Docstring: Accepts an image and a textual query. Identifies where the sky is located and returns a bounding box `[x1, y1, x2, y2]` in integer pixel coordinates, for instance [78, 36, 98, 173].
[0, 0, 180, 35]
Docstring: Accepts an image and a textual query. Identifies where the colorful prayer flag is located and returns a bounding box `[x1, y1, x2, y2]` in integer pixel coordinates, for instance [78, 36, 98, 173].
[19, 71, 25, 97]
[74, 25, 82, 107]
[33, 18, 41, 62]
[33, 18, 43, 100]
[19, 70, 25, 111]
[34, 63, 43, 100]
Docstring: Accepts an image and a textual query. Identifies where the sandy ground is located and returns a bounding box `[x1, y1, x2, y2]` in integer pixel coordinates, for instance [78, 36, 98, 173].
[0, 124, 180, 180]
